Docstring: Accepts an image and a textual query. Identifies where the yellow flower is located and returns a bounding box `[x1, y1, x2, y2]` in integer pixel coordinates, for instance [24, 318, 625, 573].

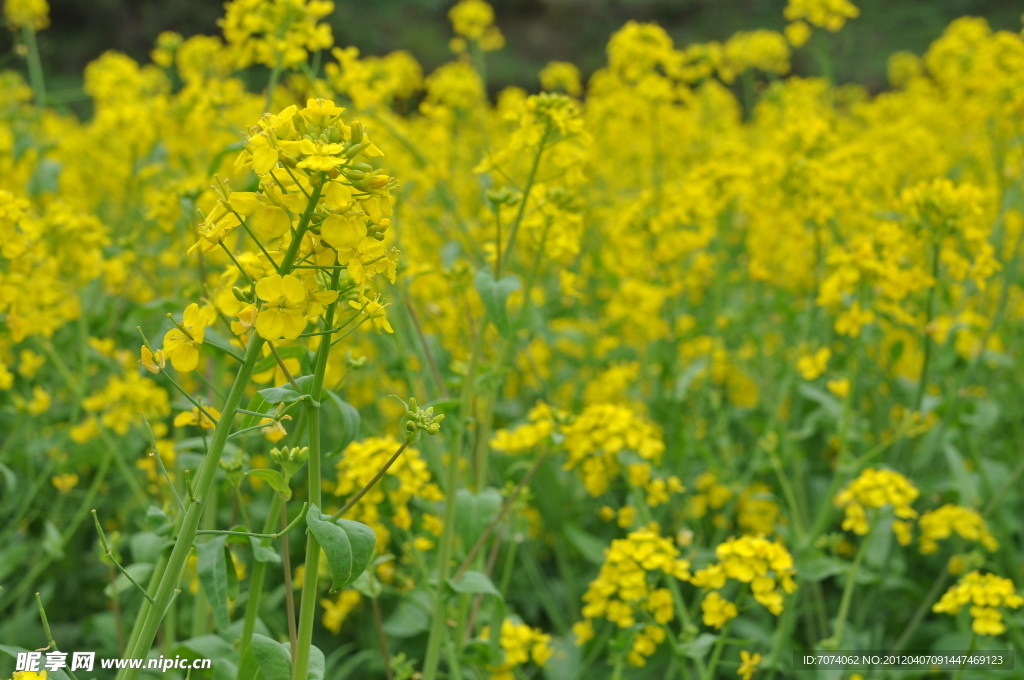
[51, 472, 79, 493]
[17, 349, 44, 379]
[738, 650, 762, 680]
[320, 590, 361, 634]
[140, 345, 166, 373]
[350, 296, 394, 334]
[701, 591, 738, 629]
[255, 274, 308, 340]
[796, 347, 831, 380]
[826, 378, 850, 398]
[163, 303, 216, 372]
[22, 385, 51, 415]
[174, 406, 221, 429]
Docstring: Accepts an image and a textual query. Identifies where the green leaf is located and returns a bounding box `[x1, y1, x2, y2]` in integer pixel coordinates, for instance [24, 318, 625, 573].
[175, 634, 237, 664]
[797, 384, 842, 419]
[197, 535, 231, 631]
[448, 570, 502, 598]
[455, 487, 502, 551]
[41, 519, 64, 559]
[305, 504, 376, 591]
[104, 563, 154, 599]
[681, 633, 719, 660]
[240, 393, 270, 431]
[797, 557, 847, 583]
[251, 345, 308, 376]
[0, 462, 15, 491]
[0, 646, 73, 680]
[326, 391, 360, 455]
[130, 531, 164, 564]
[307, 645, 325, 680]
[257, 385, 303, 405]
[251, 634, 291, 680]
[563, 524, 607, 565]
[251, 537, 281, 564]
[352, 568, 382, 599]
[246, 469, 292, 500]
[146, 505, 172, 536]
[474, 269, 520, 336]
[382, 589, 432, 638]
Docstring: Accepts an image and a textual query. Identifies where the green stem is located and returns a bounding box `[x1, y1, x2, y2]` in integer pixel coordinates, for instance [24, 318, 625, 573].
[119, 336, 266, 680]
[497, 126, 548, 278]
[704, 607, 737, 680]
[292, 269, 341, 680]
[238, 493, 283, 665]
[829, 527, 872, 649]
[22, 25, 45, 107]
[951, 632, 977, 680]
[914, 241, 941, 412]
[422, 327, 488, 680]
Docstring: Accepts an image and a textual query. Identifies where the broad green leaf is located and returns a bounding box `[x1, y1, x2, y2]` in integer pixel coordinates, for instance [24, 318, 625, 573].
[454, 487, 502, 551]
[251, 634, 291, 680]
[251, 537, 281, 564]
[326, 391, 360, 456]
[448, 570, 502, 598]
[305, 504, 376, 591]
[246, 469, 292, 500]
[197, 535, 230, 631]
[129, 531, 164, 564]
[382, 589, 432, 638]
[474, 269, 520, 336]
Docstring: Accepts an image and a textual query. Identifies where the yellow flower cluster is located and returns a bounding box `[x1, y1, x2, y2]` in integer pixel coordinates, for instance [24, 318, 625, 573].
[482, 619, 552, 680]
[3, 0, 47, 30]
[932, 571, 1023, 636]
[691, 536, 797, 622]
[577, 526, 687, 644]
[448, 0, 504, 53]
[489, 401, 559, 454]
[560, 403, 665, 496]
[332, 436, 443, 550]
[219, 0, 334, 69]
[833, 468, 919, 540]
[784, 0, 859, 32]
[917, 504, 998, 554]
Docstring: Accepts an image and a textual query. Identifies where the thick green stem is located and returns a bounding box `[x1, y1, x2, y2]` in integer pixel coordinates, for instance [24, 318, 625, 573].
[292, 269, 341, 680]
[120, 336, 266, 680]
[238, 493, 283, 663]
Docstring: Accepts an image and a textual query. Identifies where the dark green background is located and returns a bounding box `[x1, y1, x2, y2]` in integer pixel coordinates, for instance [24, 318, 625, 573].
[5, 0, 1023, 96]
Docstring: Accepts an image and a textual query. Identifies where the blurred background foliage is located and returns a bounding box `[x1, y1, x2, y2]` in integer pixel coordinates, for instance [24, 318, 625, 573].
[3, 0, 1024, 103]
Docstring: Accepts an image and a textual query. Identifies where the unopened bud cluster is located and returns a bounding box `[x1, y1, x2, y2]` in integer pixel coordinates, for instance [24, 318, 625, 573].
[404, 398, 445, 439]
